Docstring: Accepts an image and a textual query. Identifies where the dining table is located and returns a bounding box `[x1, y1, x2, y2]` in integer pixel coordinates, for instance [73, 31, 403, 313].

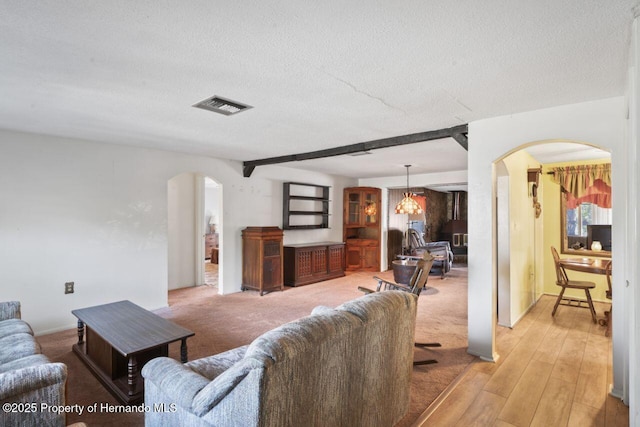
[559, 256, 611, 275]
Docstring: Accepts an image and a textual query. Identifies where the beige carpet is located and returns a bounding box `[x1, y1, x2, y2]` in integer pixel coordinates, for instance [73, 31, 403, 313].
[38, 265, 474, 426]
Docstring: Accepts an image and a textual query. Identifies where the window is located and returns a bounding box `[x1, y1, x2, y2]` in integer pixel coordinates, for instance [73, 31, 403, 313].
[551, 162, 612, 256]
[561, 194, 612, 255]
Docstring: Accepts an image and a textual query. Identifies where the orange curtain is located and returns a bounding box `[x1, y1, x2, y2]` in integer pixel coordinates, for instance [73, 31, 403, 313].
[550, 163, 611, 209]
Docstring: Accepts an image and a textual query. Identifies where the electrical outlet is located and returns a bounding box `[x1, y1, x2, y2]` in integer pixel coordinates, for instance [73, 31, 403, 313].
[65, 282, 74, 294]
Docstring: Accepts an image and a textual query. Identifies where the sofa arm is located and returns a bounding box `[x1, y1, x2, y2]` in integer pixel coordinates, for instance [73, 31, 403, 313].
[0, 362, 66, 401]
[191, 357, 263, 416]
[0, 302, 21, 321]
[142, 357, 211, 410]
[0, 363, 67, 427]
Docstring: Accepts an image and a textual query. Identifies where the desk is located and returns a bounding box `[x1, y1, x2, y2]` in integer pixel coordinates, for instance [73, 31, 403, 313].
[559, 257, 610, 275]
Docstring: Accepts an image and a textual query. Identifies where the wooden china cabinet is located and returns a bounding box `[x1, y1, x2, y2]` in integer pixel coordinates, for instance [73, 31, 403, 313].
[343, 187, 381, 271]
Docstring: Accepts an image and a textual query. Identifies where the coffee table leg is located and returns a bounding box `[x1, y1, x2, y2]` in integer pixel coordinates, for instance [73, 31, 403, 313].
[127, 356, 138, 397]
[77, 320, 84, 345]
[180, 338, 188, 363]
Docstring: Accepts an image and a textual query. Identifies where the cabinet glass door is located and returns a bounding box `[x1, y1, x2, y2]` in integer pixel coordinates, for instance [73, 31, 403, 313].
[363, 192, 378, 225]
[348, 192, 361, 225]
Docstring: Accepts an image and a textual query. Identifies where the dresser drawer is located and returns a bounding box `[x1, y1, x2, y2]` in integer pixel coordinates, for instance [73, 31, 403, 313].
[204, 233, 219, 259]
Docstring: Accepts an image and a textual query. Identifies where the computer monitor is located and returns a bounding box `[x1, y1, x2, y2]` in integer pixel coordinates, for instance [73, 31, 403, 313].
[587, 224, 612, 251]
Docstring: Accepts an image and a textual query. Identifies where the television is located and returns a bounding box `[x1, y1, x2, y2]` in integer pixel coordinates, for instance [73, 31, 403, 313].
[587, 224, 612, 252]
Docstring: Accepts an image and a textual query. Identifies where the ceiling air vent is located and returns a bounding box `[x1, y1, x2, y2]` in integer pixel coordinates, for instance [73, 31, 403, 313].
[193, 95, 252, 116]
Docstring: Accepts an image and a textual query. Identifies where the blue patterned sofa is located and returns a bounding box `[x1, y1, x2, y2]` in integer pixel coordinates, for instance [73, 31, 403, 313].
[0, 301, 67, 427]
[142, 291, 417, 427]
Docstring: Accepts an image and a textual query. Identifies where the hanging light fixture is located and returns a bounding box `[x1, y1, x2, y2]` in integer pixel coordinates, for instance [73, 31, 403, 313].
[395, 165, 423, 215]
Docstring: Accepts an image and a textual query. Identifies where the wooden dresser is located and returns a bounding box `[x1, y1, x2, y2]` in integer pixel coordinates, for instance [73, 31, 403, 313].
[241, 227, 284, 296]
[283, 242, 345, 287]
[205, 233, 219, 262]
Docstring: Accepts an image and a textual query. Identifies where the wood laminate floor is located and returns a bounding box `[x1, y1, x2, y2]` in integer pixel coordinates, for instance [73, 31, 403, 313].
[418, 295, 628, 427]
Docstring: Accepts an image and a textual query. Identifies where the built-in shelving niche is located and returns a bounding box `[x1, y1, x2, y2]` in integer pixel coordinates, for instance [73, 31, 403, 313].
[283, 182, 330, 230]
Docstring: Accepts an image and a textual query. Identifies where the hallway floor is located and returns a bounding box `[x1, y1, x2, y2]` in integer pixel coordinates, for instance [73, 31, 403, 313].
[419, 295, 628, 426]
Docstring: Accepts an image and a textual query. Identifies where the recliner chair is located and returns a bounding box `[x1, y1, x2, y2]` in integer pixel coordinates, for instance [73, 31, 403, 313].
[406, 229, 453, 277]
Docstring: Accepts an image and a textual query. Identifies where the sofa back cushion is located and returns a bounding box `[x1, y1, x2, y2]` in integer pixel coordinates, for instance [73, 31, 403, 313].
[233, 291, 417, 427]
[0, 302, 21, 321]
[333, 291, 417, 425]
[244, 307, 362, 427]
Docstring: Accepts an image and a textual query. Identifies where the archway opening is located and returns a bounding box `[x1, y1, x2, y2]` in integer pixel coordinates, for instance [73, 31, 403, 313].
[203, 177, 221, 289]
[493, 140, 611, 329]
[167, 172, 223, 293]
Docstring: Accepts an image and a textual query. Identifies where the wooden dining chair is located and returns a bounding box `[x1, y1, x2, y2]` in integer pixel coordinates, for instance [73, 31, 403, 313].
[358, 254, 441, 365]
[360, 256, 433, 295]
[550, 246, 597, 323]
[598, 260, 613, 336]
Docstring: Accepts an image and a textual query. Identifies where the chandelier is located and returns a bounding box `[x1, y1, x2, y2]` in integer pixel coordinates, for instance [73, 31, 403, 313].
[395, 165, 423, 215]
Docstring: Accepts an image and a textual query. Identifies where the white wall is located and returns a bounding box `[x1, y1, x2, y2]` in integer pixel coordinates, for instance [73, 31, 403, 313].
[204, 181, 220, 234]
[496, 166, 511, 327]
[501, 150, 539, 325]
[167, 173, 196, 290]
[627, 16, 639, 423]
[0, 129, 356, 334]
[468, 97, 628, 394]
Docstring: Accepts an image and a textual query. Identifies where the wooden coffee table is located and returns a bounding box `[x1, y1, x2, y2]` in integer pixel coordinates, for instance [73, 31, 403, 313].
[72, 300, 194, 405]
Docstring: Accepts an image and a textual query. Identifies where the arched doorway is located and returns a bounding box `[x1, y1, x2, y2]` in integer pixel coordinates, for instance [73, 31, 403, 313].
[493, 141, 611, 329]
[167, 172, 223, 293]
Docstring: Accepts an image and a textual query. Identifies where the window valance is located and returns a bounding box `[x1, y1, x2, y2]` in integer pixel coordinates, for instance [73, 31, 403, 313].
[549, 163, 611, 209]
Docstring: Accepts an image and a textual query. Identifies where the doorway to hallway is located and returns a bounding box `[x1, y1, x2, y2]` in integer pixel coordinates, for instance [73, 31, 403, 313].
[167, 173, 222, 293]
[203, 176, 220, 289]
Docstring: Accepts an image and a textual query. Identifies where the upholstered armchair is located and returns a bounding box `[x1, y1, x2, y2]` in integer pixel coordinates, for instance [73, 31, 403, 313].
[406, 229, 453, 275]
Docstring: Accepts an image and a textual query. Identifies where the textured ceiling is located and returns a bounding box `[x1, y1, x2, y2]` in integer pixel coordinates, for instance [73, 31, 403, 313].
[0, 1, 635, 179]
